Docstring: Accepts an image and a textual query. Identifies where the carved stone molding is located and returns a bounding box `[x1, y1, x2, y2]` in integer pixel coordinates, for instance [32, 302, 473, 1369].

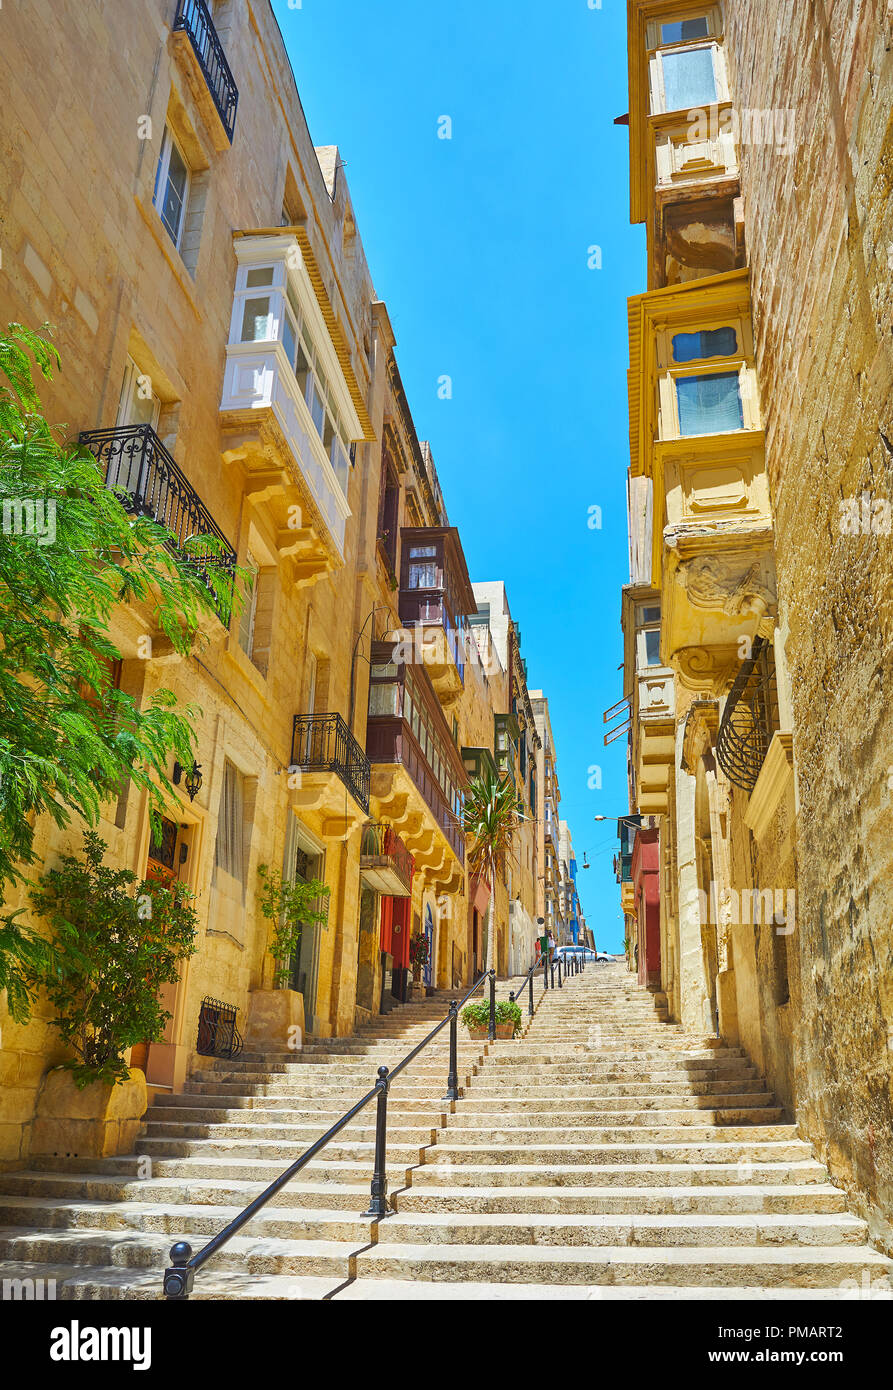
[680, 699, 720, 773]
[677, 552, 777, 620]
[673, 644, 740, 693]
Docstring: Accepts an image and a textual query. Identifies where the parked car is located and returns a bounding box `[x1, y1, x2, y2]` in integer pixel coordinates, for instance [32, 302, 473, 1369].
[555, 945, 597, 963]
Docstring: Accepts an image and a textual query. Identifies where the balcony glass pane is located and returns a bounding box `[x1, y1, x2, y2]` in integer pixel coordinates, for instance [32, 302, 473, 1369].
[307, 377, 325, 436]
[676, 371, 743, 435]
[241, 297, 273, 343]
[672, 327, 738, 362]
[409, 546, 437, 558]
[330, 436, 350, 494]
[644, 629, 661, 666]
[282, 308, 298, 366]
[369, 682, 399, 717]
[409, 561, 438, 589]
[246, 267, 275, 288]
[661, 46, 716, 110]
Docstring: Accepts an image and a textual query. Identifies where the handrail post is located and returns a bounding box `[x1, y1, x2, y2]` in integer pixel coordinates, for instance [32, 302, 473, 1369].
[488, 969, 496, 1041]
[362, 1066, 391, 1218]
[162, 1241, 194, 1300]
[444, 1001, 459, 1101]
[528, 969, 534, 1016]
[558, 957, 563, 988]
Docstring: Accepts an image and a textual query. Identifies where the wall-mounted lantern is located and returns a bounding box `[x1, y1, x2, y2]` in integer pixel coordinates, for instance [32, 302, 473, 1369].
[173, 760, 203, 802]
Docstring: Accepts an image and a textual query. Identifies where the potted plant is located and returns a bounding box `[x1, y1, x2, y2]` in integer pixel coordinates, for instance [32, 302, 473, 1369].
[247, 864, 330, 1050]
[460, 999, 523, 1040]
[26, 832, 198, 1155]
[409, 932, 429, 983]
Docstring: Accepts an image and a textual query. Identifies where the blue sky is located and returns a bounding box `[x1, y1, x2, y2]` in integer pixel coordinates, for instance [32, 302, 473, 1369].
[273, 0, 645, 951]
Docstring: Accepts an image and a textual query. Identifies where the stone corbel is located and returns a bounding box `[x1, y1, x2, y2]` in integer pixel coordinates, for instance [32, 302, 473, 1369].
[677, 552, 777, 623]
[680, 699, 720, 774]
[674, 645, 741, 693]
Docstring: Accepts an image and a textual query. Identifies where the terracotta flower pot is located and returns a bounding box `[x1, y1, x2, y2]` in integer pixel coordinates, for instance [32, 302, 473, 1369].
[465, 1024, 488, 1039]
[495, 1021, 517, 1040]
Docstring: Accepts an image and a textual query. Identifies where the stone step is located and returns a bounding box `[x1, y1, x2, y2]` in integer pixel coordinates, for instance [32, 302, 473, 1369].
[134, 1137, 427, 1162]
[28, 1154, 415, 1185]
[0, 1196, 378, 1243]
[0, 1227, 359, 1277]
[434, 1119, 790, 1143]
[142, 1120, 439, 1144]
[393, 1183, 851, 1216]
[332, 1278, 890, 1302]
[353, 1242, 893, 1287]
[428, 1139, 811, 1166]
[372, 1210, 868, 1248]
[0, 1172, 378, 1211]
[434, 1080, 766, 1098]
[0, 1261, 346, 1301]
[151, 1095, 452, 1118]
[452, 1098, 778, 1118]
[411, 1160, 832, 1189]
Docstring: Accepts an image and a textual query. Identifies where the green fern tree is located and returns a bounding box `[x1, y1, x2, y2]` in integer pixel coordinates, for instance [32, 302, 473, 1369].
[0, 323, 240, 1020]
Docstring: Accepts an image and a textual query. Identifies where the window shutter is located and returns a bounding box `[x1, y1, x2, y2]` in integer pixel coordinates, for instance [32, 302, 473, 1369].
[214, 761, 245, 883]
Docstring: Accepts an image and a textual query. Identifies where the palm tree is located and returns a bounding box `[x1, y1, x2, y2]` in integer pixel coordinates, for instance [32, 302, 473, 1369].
[463, 767, 519, 977]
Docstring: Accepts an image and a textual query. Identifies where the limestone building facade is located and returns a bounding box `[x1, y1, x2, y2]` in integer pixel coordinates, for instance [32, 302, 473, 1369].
[618, 0, 893, 1254]
[0, 0, 578, 1165]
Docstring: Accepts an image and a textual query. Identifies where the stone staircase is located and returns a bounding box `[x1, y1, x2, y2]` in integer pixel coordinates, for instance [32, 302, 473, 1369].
[0, 965, 890, 1300]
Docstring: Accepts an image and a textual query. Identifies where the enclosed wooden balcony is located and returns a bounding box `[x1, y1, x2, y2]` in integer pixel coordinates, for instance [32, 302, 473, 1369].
[398, 526, 477, 708]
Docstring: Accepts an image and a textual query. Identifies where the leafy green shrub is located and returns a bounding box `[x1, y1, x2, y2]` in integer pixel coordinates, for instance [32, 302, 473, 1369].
[257, 863, 329, 987]
[460, 999, 523, 1036]
[28, 832, 198, 1087]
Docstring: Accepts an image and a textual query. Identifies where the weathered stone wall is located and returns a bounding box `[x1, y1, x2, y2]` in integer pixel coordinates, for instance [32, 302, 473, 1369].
[0, 0, 381, 1153]
[725, 0, 893, 1251]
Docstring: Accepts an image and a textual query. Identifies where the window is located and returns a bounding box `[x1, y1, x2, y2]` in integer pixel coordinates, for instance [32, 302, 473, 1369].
[644, 629, 661, 666]
[660, 46, 717, 110]
[676, 371, 743, 435]
[237, 552, 259, 659]
[661, 16, 709, 43]
[672, 327, 738, 362]
[638, 604, 661, 625]
[116, 357, 160, 431]
[408, 554, 438, 589]
[240, 297, 274, 343]
[214, 761, 246, 883]
[307, 652, 317, 715]
[369, 682, 399, 716]
[153, 127, 190, 250]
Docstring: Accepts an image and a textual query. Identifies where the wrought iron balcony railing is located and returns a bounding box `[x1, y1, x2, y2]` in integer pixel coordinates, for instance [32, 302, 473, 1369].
[716, 635, 780, 792]
[291, 712, 371, 814]
[80, 423, 237, 623]
[360, 822, 414, 896]
[173, 0, 239, 142]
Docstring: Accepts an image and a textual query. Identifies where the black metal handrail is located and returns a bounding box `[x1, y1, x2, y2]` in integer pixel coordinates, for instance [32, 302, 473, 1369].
[162, 970, 491, 1298]
[291, 712, 371, 813]
[716, 636, 779, 792]
[79, 423, 237, 623]
[173, 0, 239, 142]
